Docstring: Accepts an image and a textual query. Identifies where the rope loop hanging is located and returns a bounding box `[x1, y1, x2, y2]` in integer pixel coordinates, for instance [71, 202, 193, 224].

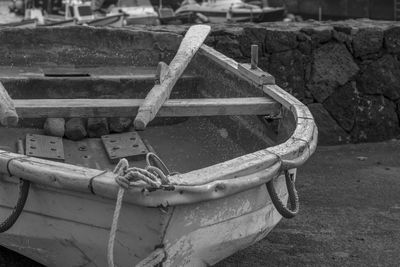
[0, 140, 30, 233]
[266, 170, 299, 219]
[0, 178, 30, 233]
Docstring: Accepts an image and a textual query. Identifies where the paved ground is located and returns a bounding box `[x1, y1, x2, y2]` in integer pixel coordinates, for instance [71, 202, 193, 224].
[218, 140, 400, 266]
[1, 140, 399, 266]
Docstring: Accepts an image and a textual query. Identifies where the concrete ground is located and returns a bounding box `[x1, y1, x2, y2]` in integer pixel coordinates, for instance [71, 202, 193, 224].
[1, 141, 399, 266]
[217, 140, 400, 266]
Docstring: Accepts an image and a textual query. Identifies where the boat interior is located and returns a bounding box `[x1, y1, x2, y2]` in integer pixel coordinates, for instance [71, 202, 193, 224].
[0, 27, 286, 176]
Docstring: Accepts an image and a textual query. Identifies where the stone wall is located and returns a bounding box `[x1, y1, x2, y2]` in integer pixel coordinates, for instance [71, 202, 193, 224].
[207, 20, 400, 145]
[139, 19, 400, 145]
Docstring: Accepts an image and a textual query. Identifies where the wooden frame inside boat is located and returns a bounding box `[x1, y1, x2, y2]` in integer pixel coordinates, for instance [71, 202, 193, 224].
[0, 26, 318, 266]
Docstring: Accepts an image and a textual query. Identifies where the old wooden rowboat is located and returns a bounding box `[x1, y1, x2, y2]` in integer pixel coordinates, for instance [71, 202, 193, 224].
[0, 25, 317, 266]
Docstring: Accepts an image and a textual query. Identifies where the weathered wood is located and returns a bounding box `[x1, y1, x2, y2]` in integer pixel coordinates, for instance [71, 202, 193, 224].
[237, 64, 275, 86]
[263, 84, 302, 110]
[0, 149, 281, 206]
[0, 66, 198, 80]
[134, 25, 211, 130]
[155, 62, 169, 84]
[199, 45, 275, 86]
[44, 118, 65, 137]
[0, 82, 18, 126]
[251, 44, 258, 69]
[136, 248, 165, 267]
[14, 97, 280, 118]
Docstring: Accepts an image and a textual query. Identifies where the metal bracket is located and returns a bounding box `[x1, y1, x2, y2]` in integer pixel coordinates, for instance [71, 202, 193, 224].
[25, 134, 64, 161]
[101, 132, 149, 163]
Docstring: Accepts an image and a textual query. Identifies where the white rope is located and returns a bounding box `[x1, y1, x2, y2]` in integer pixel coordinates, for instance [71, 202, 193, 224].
[107, 187, 125, 267]
[107, 157, 171, 267]
[107, 158, 129, 267]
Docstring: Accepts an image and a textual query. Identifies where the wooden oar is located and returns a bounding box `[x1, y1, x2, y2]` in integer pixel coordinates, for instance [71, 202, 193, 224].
[134, 25, 211, 130]
[0, 81, 18, 127]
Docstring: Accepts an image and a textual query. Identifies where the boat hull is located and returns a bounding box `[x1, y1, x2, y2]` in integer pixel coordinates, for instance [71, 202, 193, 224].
[125, 15, 159, 26]
[0, 172, 290, 266]
[175, 6, 285, 23]
[0, 19, 37, 28]
[86, 14, 125, 27]
[42, 19, 77, 27]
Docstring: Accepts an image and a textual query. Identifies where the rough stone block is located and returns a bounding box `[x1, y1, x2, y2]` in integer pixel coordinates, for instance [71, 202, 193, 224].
[87, 118, 109, 138]
[109, 117, 132, 133]
[307, 43, 359, 102]
[308, 103, 350, 145]
[43, 118, 65, 137]
[264, 29, 298, 53]
[65, 118, 87, 141]
[351, 95, 400, 142]
[301, 25, 333, 45]
[356, 54, 400, 100]
[215, 35, 243, 59]
[239, 26, 266, 57]
[297, 33, 312, 55]
[267, 49, 309, 101]
[353, 28, 383, 58]
[384, 26, 400, 54]
[324, 82, 358, 132]
[332, 30, 353, 53]
[333, 24, 355, 35]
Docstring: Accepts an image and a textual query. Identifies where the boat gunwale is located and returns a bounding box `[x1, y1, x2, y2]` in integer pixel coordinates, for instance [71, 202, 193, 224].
[0, 33, 317, 206]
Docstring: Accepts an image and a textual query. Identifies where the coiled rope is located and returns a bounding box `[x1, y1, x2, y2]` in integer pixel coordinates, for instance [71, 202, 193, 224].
[266, 170, 299, 219]
[107, 153, 171, 267]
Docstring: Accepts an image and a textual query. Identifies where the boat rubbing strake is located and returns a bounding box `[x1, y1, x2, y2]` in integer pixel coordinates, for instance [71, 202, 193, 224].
[0, 26, 317, 266]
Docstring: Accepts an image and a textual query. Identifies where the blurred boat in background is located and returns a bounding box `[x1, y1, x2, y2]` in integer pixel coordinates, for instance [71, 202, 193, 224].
[175, 0, 286, 23]
[98, 0, 160, 25]
[0, 18, 37, 28]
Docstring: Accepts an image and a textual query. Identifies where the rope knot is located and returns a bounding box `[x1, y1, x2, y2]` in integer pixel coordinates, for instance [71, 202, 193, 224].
[108, 152, 174, 267]
[113, 153, 171, 190]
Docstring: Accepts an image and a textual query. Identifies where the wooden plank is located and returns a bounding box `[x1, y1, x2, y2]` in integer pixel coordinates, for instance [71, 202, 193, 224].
[251, 44, 259, 69]
[199, 45, 275, 86]
[0, 66, 197, 81]
[134, 25, 211, 130]
[263, 84, 304, 110]
[14, 97, 280, 118]
[238, 63, 275, 85]
[155, 62, 169, 84]
[0, 81, 18, 126]
[43, 68, 90, 77]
